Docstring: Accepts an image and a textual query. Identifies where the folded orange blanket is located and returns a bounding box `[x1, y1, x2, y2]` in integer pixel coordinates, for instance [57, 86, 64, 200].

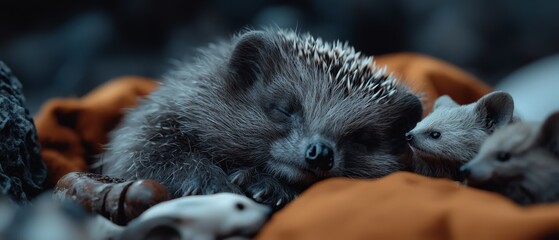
[34, 76, 158, 186]
[376, 53, 491, 115]
[256, 172, 559, 240]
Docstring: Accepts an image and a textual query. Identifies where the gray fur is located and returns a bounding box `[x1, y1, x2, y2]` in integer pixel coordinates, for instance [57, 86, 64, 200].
[101, 28, 422, 208]
[462, 112, 559, 204]
[405, 91, 515, 180]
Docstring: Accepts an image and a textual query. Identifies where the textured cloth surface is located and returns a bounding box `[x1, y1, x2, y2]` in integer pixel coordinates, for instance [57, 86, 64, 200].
[256, 172, 559, 240]
[34, 76, 158, 187]
[376, 53, 492, 116]
[0, 62, 46, 204]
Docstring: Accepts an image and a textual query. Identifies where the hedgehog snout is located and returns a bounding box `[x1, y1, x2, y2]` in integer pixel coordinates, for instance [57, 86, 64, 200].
[305, 142, 334, 171]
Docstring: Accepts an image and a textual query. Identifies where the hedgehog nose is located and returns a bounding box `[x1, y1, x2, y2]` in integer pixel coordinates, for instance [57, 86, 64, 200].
[405, 132, 414, 142]
[305, 143, 334, 171]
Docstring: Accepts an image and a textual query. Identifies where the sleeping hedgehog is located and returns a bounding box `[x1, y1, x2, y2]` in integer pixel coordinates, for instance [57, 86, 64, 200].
[102, 28, 423, 209]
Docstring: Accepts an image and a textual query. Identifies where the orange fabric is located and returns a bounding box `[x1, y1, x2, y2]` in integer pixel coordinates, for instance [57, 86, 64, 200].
[376, 53, 492, 115]
[34, 76, 159, 186]
[256, 172, 559, 240]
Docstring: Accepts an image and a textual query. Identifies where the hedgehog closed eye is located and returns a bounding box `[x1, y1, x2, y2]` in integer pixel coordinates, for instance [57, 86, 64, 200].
[275, 107, 292, 117]
[268, 105, 294, 123]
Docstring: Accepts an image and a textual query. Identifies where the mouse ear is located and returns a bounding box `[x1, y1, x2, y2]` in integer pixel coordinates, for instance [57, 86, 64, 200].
[433, 95, 459, 110]
[536, 112, 559, 157]
[474, 91, 514, 132]
[227, 30, 277, 92]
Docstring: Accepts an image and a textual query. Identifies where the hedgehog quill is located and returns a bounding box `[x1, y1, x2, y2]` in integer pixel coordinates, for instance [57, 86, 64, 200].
[102, 28, 422, 209]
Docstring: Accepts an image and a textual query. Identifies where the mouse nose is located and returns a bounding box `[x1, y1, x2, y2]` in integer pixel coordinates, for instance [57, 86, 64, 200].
[405, 132, 414, 142]
[305, 143, 334, 171]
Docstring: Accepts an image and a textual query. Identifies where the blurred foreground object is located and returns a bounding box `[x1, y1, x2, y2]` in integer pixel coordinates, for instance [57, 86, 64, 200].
[497, 54, 559, 122]
[1, 191, 270, 240]
[119, 193, 271, 240]
[54, 172, 170, 225]
[0, 61, 46, 205]
[0, 193, 120, 240]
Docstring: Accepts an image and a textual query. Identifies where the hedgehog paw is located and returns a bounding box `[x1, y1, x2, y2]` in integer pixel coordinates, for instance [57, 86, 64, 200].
[179, 175, 242, 197]
[228, 168, 297, 209]
[245, 178, 297, 209]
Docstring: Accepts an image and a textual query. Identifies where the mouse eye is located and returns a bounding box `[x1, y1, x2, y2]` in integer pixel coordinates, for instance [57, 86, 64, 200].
[496, 151, 511, 162]
[235, 202, 245, 211]
[429, 131, 441, 139]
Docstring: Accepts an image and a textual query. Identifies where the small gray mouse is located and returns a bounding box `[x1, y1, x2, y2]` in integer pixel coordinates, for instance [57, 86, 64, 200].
[404, 91, 515, 180]
[461, 112, 559, 205]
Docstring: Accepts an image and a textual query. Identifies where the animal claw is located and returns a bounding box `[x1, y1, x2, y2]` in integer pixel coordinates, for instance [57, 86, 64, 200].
[183, 187, 192, 196]
[193, 188, 201, 195]
[252, 190, 265, 202]
[229, 174, 242, 185]
[182, 186, 200, 196]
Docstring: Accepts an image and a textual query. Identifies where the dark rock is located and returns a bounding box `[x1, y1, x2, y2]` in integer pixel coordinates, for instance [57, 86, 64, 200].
[0, 61, 46, 205]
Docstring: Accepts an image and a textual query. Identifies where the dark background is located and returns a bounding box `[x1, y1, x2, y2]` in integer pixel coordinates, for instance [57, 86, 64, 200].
[1, 0, 559, 114]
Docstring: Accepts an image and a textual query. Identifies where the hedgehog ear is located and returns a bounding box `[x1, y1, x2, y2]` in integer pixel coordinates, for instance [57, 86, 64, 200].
[433, 95, 459, 110]
[474, 91, 514, 132]
[228, 31, 276, 91]
[536, 112, 559, 157]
